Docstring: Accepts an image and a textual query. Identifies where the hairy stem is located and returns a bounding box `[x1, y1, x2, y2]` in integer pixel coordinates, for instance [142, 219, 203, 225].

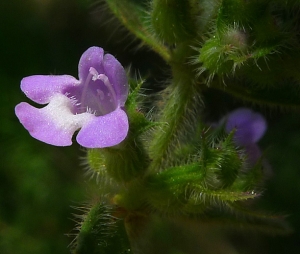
[149, 50, 204, 170]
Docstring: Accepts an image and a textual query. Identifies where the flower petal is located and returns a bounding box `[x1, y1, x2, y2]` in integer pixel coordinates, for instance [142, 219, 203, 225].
[78, 46, 104, 81]
[15, 94, 94, 146]
[76, 108, 129, 148]
[225, 108, 267, 145]
[21, 75, 79, 104]
[103, 54, 128, 106]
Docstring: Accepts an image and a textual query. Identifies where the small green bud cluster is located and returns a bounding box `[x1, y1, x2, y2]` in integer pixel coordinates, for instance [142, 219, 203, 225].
[197, 0, 300, 83]
[198, 26, 249, 80]
[145, 131, 260, 215]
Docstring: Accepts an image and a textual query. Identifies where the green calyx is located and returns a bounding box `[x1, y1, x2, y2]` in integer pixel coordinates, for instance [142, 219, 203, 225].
[73, 202, 131, 254]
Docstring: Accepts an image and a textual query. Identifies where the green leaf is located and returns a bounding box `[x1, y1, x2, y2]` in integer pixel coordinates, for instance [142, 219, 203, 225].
[231, 157, 265, 192]
[105, 0, 170, 62]
[145, 163, 259, 215]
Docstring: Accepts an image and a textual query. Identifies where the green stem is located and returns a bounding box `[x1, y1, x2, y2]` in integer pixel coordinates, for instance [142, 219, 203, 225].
[149, 50, 204, 170]
[105, 0, 171, 62]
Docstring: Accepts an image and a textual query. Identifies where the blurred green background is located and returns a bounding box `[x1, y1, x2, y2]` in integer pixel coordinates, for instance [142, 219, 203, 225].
[0, 0, 300, 253]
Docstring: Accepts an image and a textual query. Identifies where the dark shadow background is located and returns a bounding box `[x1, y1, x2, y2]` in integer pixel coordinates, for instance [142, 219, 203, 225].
[0, 0, 299, 253]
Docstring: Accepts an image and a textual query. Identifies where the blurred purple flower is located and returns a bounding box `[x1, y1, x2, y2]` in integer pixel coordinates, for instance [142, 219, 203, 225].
[225, 108, 267, 165]
[225, 108, 267, 146]
[15, 47, 129, 148]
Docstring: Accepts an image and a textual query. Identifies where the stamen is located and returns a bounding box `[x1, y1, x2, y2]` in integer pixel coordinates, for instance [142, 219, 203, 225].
[89, 67, 99, 81]
[97, 74, 117, 105]
[80, 67, 95, 113]
[89, 67, 117, 104]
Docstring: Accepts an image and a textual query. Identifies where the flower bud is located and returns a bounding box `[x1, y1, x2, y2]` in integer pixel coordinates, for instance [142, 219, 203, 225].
[221, 27, 248, 52]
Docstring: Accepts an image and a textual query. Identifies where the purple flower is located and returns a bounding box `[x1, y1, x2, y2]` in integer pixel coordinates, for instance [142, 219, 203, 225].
[15, 47, 129, 148]
[225, 108, 266, 146]
[225, 108, 267, 165]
